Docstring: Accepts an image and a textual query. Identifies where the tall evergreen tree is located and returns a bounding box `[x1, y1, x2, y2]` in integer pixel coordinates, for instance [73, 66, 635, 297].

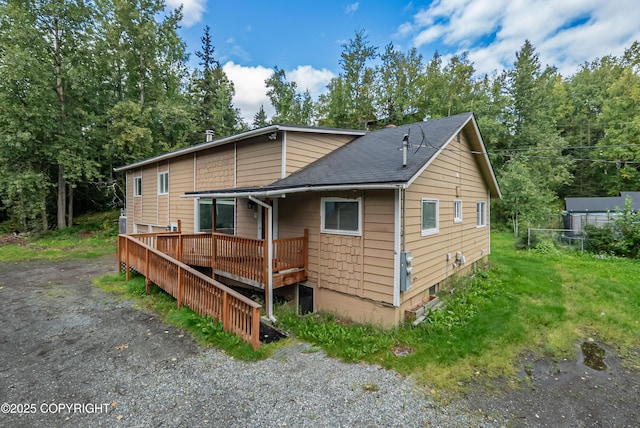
[188, 25, 241, 139]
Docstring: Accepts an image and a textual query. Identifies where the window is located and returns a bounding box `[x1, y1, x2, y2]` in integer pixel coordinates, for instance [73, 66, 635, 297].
[198, 199, 235, 234]
[454, 200, 462, 223]
[134, 176, 142, 197]
[421, 199, 439, 236]
[321, 197, 361, 235]
[476, 201, 486, 227]
[158, 171, 169, 195]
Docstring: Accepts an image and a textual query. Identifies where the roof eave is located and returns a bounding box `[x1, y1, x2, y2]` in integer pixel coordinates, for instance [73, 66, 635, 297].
[113, 125, 367, 173]
[181, 182, 407, 199]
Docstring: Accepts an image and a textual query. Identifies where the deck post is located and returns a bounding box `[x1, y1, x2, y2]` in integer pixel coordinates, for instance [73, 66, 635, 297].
[177, 266, 183, 309]
[211, 199, 217, 277]
[125, 236, 130, 281]
[222, 292, 229, 332]
[117, 236, 122, 272]
[263, 201, 271, 318]
[177, 233, 183, 263]
[145, 248, 150, 293]
[252, 307, 260, 350]
[303, 228, 309, 271]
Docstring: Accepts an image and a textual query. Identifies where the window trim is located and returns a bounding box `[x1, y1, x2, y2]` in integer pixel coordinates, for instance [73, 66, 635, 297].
[476, 201, 487, 228]
[133, 176, 142, 197]
[454, 199, 463, 223]
[421, 198, 439, 236]
[320, 197, 362, 236]
[158, 171, 169, 195]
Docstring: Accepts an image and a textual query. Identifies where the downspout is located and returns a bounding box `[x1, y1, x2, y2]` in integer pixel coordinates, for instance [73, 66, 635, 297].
[249, 195, 275, 322]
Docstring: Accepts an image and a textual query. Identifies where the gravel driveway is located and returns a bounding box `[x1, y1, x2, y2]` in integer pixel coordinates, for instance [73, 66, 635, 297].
[1, 256, 638, 427]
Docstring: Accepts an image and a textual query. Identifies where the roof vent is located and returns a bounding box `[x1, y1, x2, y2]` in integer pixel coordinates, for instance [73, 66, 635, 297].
[205, 130, 214, 142]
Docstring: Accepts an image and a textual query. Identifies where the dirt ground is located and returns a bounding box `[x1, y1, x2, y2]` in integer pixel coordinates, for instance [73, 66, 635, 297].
[0, 254, 638, 427]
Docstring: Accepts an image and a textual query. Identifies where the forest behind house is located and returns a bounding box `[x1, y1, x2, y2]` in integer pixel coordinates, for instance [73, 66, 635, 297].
[1, 0, 639, 236]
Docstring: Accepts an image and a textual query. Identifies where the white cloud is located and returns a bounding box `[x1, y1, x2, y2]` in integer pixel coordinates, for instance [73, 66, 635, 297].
[222, 63, 335, 124]
[166, 0, 206, 27]
[223, 62, 274, 124]
[345, 2, 360, 14]
[288, 66, 335, 98]
[398, 0, 640, 77]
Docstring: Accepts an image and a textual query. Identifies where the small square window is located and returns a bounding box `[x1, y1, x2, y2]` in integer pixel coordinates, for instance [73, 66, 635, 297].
[454, 200, 462, 223]
[321, 197, 361, 236]
[476, 201, 486, 227]
[421, 198, 439, 236]
[134, 176, 142, 197]
[158, 172, 169, 195]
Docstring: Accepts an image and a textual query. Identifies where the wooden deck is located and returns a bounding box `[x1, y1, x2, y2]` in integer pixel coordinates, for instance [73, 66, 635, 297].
[132, 231, 308, 290]
[118, 235, 262, 349]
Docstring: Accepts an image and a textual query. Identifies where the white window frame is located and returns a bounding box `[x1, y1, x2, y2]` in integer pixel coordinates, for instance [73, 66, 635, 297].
[321, 197, 362, 236]
[421, 198, 439, 236]
[476, 201, 487, 227]
[158, 171, 169, 195]
[133, 176, 142, 197]
[454, 199, 462, 223]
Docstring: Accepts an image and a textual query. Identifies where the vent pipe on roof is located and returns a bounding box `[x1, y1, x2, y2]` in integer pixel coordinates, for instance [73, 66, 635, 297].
[402, 134, 409, 167]
[205, 130, 214, 142]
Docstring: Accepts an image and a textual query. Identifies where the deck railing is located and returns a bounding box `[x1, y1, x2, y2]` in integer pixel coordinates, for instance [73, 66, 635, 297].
[213, 233, 266, 284]
[118, 235, 261, 349]
[138, 231, 308, 288]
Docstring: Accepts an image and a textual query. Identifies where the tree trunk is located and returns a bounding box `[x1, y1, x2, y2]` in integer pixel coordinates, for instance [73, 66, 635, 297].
[41, 191, 48, 231]
[57, 164, 66, 229]
[67, 184, 74, 227]
[53, 16, 67, 229]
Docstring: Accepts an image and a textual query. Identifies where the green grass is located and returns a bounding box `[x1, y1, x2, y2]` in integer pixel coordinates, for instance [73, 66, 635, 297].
[4, 219, 639, 391]
[0, 211, 119, 261]
[275, 231, 640, 390]
[94, 272, 273, 361]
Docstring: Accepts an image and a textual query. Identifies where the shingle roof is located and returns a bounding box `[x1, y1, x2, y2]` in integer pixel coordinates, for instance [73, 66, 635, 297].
[184, 112, 501, 199]
[271, 112, 474, 188]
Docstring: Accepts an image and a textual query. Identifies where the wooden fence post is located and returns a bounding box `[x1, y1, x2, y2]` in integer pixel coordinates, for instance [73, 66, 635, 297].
[125, 237, 130, 281]
[222, 292, 229, 332]
[177, 266, 183, 309]
[252, 307, 260, 350]
[145, 248, 151, 294]
[303, 228, 309, 271]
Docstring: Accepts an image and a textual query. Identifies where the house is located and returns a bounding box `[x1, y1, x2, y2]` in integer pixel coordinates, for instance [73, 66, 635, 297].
[563, 192, 640, 234]
[115, 112, 501, 327]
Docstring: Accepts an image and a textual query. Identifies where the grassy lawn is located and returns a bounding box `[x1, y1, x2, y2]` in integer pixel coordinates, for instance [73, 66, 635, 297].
[276, 232, 640, 390]
[3, 221, 638, 391]
[0, 211, 119, 261]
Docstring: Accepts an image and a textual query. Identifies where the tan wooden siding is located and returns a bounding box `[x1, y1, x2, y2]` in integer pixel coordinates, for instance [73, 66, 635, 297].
[285, 133, 355, 176]
[140, 164, 158, 226]
[236, 137, 281, 187]
[195, 146, 234, 190]
[361, 190, 395, 304]
[236, 198, 258, 238]
[157, 162, 170, 227]
[402, 130, 490, 312]
[278, 193, 320, 284]
[169, 155, 195, 233]
[278, 190, 395, 306]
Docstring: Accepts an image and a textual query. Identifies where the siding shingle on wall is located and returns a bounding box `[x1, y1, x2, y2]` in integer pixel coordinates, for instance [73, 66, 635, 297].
[195, 146, 234, 190]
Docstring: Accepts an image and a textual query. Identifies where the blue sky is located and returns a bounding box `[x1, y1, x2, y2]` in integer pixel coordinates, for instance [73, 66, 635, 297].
[165, 0, 640, 122]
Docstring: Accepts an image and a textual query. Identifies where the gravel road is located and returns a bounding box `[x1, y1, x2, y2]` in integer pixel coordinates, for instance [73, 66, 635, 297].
[0, 255, 638, 427]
